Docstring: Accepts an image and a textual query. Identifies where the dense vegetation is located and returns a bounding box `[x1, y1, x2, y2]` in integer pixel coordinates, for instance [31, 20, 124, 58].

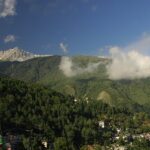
[0, 77, 150, 149]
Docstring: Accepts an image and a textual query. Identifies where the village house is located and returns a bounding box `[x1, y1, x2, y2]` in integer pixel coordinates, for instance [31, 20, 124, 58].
[98, 121, 105, 128]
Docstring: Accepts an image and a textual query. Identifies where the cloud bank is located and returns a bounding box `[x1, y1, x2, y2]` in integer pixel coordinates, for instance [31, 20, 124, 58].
[59, 56, 101, 77]
[4, 34, 16, 43]
[59, 42, 68, 53]
[59, 35, 150, 80]
[107, 35, 150, 80]
[0, 0, 16, 18]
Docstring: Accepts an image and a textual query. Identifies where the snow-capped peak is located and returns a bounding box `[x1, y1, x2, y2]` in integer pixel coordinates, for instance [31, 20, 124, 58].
[0, 47, 52, 62]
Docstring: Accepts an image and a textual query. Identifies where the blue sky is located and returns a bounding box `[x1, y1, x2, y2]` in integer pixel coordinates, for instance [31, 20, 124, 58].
[1, 0, 150, 55]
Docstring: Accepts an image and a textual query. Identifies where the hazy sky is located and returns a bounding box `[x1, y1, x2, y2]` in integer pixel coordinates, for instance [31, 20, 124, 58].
[1, 0, 150, 55]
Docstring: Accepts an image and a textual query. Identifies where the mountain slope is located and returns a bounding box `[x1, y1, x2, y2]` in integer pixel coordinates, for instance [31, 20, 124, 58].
[2, 76, 145, 149]
[0, 55, 150, 109]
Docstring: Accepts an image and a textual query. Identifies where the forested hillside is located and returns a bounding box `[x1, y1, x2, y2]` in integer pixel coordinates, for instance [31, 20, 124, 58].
[0, 77, 150, 149]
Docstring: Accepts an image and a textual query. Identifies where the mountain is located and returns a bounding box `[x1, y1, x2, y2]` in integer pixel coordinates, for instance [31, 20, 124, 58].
[0, 52, 150, 110]
[0, 47, 51, 62]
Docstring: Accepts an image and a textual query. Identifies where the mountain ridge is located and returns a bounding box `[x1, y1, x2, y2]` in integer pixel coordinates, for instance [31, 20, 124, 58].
[0, 55, 150, 110]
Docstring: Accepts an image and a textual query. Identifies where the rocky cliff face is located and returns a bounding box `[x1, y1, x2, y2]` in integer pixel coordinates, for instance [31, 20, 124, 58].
[0, 47, 51, 61]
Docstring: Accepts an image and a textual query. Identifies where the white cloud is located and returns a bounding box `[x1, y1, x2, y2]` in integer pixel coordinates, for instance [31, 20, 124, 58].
[59, 42, 68, 53]
[106, 35, 150, 80]
[0, 0, 16, 18]
[59, 56, 74, 77]
[4, 34, 16, 43]
[125, 35, 150, 54]
[59, 56, 101, 77]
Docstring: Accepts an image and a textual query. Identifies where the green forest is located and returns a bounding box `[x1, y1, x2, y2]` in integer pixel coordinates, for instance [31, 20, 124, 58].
[0, 77, 150, 149]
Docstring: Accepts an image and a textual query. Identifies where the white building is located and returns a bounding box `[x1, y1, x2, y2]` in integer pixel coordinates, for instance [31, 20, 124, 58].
[98, 121, 105, 128]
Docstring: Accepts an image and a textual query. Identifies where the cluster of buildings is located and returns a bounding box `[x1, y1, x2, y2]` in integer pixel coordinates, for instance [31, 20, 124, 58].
[98, 120, 150, 149]
[0, 133, 48, 150]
